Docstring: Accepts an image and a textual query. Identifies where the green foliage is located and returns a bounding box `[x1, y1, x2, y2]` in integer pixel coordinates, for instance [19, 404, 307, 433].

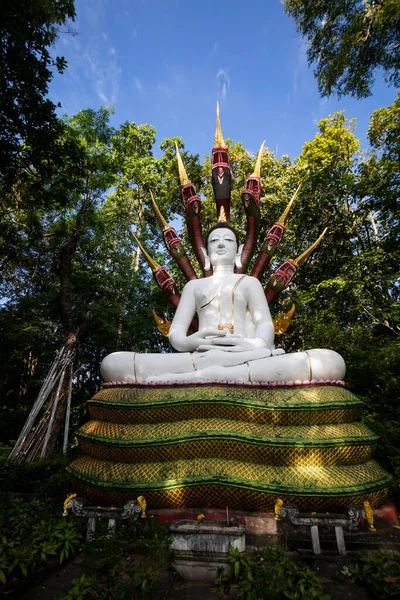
[218, 545, 330, 599]
[0, 498, 84, 585]
[0, 456, 73, 500]
[133, 564, 160, 599]
[284, 0, 400, 98]
[61, 574, 99, 600]
[348, 550, 400, 599]
[53, 519, 83, 563]
[226, 546, 248, 582]
[81, 517, 170, 599]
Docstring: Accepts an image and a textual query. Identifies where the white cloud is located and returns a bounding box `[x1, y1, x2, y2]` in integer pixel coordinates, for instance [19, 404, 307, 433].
[312, 97, 328, 125]
[133, 77, 143, 92]
[50, 1, 122, 112]
[216, 68, 230, 100]
[157, 65, 188, 100]
[158, 82, 174, 99]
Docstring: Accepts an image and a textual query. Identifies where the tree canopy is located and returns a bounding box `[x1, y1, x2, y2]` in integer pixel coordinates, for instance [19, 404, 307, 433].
[284, 0, 400, 98]
[0, 0, 76, 190]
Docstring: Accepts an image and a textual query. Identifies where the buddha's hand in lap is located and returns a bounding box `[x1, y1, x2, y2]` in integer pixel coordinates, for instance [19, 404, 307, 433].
[193, 347, 274, 370]
[197, 331, 277, 353]
[184, 328, 229, 351]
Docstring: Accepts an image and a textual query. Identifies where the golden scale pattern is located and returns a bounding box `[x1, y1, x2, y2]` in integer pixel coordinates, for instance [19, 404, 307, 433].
[90, 404, 362, 426]
[89, 385, 363, 426]
[69, 384, 391, 509]
[69, 455, 389, 490]
[78, 418, 375, 442]
[72, 480, 388, 513]
[79, 438, 374, 467]
[92, 385, 360, 406]
[77, 419, 377, 467]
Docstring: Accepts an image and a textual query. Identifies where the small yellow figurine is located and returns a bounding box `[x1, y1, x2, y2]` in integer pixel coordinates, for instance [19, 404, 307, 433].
[364, 501, 376, 531]
[197, 513, 205, 524]
[137, 496, 147, 518]
[274, 498, 284, 521]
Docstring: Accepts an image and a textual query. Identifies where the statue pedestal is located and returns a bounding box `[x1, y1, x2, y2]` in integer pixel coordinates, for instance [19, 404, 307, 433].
[68, 382, 391, 511]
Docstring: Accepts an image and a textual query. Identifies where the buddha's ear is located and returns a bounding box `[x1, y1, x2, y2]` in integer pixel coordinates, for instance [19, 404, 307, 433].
[201, 247, 211, 271]
[235, 244, 244, 269]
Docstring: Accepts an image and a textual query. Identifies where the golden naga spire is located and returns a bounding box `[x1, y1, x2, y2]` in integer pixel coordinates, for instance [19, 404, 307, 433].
[149, 191, 168, 230]
[218, 206, 228, 223]
[251, 141, 266, 177]
[214, 101, 225, 148]
[175, 142, 190, 186]
[277, 181, 303, 226]
[131, 232, 161, 272]
[293, 227, 328, 266]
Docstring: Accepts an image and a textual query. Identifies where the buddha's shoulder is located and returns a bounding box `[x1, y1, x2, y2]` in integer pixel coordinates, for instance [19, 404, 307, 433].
[238, 274, 263, 289]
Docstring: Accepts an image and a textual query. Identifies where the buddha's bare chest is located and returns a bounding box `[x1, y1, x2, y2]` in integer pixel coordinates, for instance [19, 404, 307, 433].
[194, 276, 247, 313]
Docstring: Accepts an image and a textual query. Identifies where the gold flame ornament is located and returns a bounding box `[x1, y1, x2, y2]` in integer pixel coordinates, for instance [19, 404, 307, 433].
[152, 310, 172, 337]
[272, 304, 296, 335]
[137, 495, 147, 518]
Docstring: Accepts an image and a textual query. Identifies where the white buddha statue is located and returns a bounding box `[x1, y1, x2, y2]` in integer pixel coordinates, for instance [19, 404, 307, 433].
[101, 223, 345, 385]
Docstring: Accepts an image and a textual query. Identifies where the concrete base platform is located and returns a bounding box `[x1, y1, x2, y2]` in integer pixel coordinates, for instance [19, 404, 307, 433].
[169, 520, 245, 583]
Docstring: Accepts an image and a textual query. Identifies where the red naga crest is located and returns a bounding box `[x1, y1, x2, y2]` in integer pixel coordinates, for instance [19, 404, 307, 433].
[163, 227, 181, 252]
[154, 267, 175, 294]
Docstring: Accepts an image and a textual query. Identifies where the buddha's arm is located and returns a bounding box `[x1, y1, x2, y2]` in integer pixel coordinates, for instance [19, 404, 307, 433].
[168, 281, 223, 352]
[248, 278, 275, 349]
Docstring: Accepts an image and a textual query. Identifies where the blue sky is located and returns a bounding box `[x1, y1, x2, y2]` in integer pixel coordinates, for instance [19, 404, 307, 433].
[49, 0, 397, 160]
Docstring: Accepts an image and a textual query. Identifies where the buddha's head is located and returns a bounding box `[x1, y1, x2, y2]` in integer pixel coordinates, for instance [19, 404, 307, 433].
[204, 223, 242, 268]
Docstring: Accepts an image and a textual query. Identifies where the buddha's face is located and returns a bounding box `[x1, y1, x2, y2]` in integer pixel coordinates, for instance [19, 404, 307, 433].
[207, 228, 238, 267]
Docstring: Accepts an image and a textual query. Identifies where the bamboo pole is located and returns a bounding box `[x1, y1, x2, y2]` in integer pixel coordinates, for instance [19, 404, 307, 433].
[40, 365, 67, 458]
[62, 364, 73, 455]
[7, 349, 66, 461]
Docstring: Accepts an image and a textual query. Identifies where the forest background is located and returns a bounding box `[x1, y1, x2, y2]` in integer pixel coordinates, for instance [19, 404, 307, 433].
[0, 1, 399, 501]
